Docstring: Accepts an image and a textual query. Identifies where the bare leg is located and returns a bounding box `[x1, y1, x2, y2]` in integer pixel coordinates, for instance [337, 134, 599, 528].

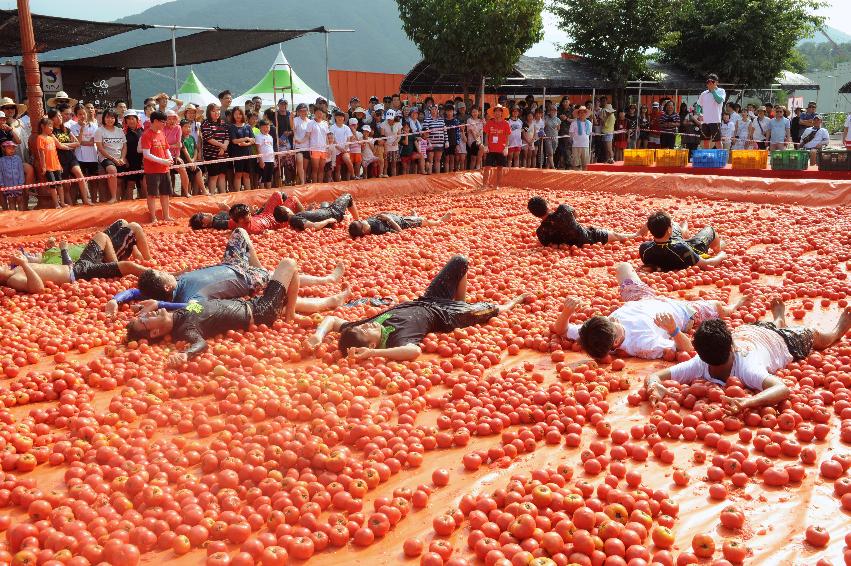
[498, 293, 530, 314]
[91, 232, 118, 262]
[423, 212, 452, 227]
[128, 222, 152, 260]
[770, 297, 786, 328]
[117, 261, 147, 277]
[160, 195, 171, 222]
[146, 196, 158, 223]
[295, 284, 351, 313]
[299, 262, 345, 287]
[615, 262, 640, 286]
[454, 271, 468, 301]
[812, 306, 851, 350]
[268, 258, 300, 321]
[303, 218, 337, 231]
[716, 294, 753, 318]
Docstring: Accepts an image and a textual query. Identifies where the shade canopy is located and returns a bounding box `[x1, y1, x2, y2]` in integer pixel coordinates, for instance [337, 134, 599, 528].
[177, 69, 219, 108]
[46, 28, 325, 69]
[774, 70, 820, 91]
[841, 81, 851, 94]
[233, 48, 333, 109]
[0, 9, 149, 57]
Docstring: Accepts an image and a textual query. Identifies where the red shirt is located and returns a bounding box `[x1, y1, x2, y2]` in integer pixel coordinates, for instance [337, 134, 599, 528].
[140, 128, 170, 174]
[227, 191, 298, 234]
[484, 119, 511, 153]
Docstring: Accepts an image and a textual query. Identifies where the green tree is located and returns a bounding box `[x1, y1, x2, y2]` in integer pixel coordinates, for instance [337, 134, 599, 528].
[397, 0, 544, 101]
[549, 0, 678, 108]
[659, 0, 824, 89]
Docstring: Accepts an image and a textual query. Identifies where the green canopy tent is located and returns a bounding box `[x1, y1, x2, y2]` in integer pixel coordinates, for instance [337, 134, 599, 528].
[177, 69, 219, 109]
[233, 48, 334, 110]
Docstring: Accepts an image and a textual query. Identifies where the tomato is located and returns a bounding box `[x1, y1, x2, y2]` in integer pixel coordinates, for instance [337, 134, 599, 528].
[433, 514, 456, 536]
[404, 538, 424, 557]
[289, 536, 315, 560]
[722, 540, 747, 563]
[260, 546, 288, 566]
[651, 526, 674, 549]
[691, 533, 715, 558]
[432, 468, 450, 487]
[805, 525, 829, 548]
[719, 506, 744, 530]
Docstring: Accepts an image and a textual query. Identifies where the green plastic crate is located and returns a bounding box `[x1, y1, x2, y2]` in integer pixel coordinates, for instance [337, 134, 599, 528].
[770, 149, 810, 171]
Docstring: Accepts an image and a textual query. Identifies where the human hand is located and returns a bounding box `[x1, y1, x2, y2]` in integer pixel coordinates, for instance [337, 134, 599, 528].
[304, 334, 322, 352]
[167, 352, 188, 367]
[9, 251, 27, 266]
[133, 299, 160, 316]
[59, 239, 68, 251]
[562, 297, 585, 313]
[722, 395, 749, 414]
[105, 299, 118, 317]
[647, 380, 672, 406]
[654, 313, 677, 334]
[347, 347, 374, 360]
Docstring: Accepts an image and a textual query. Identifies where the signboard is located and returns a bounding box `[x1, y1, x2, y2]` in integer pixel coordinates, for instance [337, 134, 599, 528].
[40, 66, 63, 93]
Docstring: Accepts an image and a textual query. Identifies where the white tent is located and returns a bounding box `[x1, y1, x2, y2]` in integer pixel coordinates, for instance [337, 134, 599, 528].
[177, 69, 219, 108]
[233, 48, 334, 110]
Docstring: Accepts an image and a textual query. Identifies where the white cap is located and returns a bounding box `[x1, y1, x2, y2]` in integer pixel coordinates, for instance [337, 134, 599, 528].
[374, 104, 385, 111]
[362, 125, 371, 132]
[0, 111, 5, 118]
[385, 109, 396, 120]
[348, 117, 358, 125]
[124, 110, 139, 118]
[165, 110, 178, 117]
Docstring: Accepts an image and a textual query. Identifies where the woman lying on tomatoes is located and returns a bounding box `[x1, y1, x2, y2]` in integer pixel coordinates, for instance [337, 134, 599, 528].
[645, 298, 851, 412]
[306, 255, 529, 362]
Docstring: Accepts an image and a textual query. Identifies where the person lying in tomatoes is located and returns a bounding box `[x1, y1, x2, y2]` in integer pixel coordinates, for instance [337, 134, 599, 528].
[645, 298, 851, 412]
[189, 191, 302, 234]
[105, 227, 345, 316]
[306, 255, 529, 362]
[639, 210, 726, 272]
[348, 211, 451, 238]
[528, 196, 646, 247]
[125, 258, 351, 367]
[274, 193, 360, 232]
[1, 220, 149, 294]
[556, 262, 751, 360]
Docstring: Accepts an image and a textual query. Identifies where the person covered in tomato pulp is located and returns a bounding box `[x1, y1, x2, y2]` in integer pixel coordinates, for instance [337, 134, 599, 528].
[528, 196, 646, 247]
[307, 255, 529, 362]
[348, 211, 452, 238]
[125, 258, 352, 367]
[556, 262, 751, 360]
[645, 298, 851, 411]
[188, 191, 302, 234]
[638, 210, 726, 272]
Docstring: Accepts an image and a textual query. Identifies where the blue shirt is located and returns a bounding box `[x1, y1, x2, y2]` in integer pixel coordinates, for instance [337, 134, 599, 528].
[113, 265, 255, 308]
[767, 117, 790, 143]
[0, 155, 24, 187]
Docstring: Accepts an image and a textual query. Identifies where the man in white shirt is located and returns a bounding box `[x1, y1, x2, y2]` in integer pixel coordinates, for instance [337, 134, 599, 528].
[645, 298, 851, 412]
[555, 262, 749, 360]
[569, 106, 592, 170]
[749, 106, 771, 150]
[799, 115, 831, 165]
[696, 74, 726, 149]
[843, 112, 851, 150]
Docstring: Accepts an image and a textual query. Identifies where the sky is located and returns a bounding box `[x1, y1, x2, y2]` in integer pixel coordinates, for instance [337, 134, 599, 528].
[3, 0, 851, 57]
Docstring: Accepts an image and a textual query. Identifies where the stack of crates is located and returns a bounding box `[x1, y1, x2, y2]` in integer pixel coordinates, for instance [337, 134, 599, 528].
[623, 149, 655, 167]
[730, 150, 769, 170]
[655, 149, 689, 167]
[770, 149, 810, 171]
[816, 150, 851, 171]
[691, 149, 729, 168]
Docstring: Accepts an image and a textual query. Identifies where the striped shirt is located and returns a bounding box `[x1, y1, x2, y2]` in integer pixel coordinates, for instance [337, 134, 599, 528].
[423, 115, 446, 148]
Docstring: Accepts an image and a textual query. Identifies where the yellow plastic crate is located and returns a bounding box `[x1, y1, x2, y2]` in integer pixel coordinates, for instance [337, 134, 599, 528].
[655, 149, 689, 167]
[730, 150, 768, 170]
[623, 149, 655, 166]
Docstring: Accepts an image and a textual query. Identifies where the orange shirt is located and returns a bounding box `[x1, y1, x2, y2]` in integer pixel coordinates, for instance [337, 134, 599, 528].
[37, 134, 61, 171]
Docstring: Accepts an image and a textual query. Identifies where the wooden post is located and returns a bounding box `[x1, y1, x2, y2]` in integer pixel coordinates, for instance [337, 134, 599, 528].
[17, 0, 43, 164]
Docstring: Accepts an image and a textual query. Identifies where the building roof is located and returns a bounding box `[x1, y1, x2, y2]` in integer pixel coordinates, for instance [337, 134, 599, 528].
[774, 70, 819, 91]
[0, 9, 149, 57]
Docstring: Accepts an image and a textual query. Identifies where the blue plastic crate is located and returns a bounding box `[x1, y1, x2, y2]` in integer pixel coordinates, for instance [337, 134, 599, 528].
[691, 149, 729, 168]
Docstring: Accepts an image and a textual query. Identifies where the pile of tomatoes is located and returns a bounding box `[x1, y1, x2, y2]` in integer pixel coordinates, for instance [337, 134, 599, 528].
[0, 187, 848, 565]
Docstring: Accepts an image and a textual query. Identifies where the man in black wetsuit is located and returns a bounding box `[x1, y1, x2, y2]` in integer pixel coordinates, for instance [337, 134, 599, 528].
[273, 193, 360, 232]
[126, 258, 335, 367]
[527, 196, 645, 247]
[306, 255, 529, 361]
[348, 211, 451, 238]
[638, 210, 726, 272]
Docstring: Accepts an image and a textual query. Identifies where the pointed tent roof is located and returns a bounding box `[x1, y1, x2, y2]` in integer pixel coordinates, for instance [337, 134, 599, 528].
[234, 49, 334, 109]
[178, 69, 219, 108]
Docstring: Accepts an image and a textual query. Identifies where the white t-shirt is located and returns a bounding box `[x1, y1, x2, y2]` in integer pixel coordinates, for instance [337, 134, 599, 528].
[306, 120, 329, 151]
[330, 123, 352, 150]
[697, 86, 726, 124]
[361, 138, 375, 161]
[293, 116, 311, 150]
[569, 119, 592, 148]
[668, 325, 792, 391]
[750, 117, 771, 141]
[69, 121, 98, 162]
[800, 127, 830, 149]
[532, 118, 545, 139]
[254, 132, 275, 162]
[348, 130, 363, 154]
[94, 126, 126, 161]
[728, 111, 741, 125]
[845, 115, 851, 142]
[566, 298, 697, 359]
[720, 121, 735, 141]
[380, 121, 402, 152]
[508, 118, 523, 148]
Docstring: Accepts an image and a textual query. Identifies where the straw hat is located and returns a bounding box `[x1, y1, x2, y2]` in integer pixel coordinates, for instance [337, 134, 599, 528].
[488, 104, 506, 116]
[0, 97, 27, 116]
[603, 104, 615, 113]
[179, 103, 203, 120]
[353, 107, 367, 116]
[47, 91, 77, 107]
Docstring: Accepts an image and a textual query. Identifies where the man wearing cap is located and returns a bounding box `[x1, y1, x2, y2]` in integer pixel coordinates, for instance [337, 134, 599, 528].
[695, 74, 726, 149]
[799, 115, 830, 165]
[380, 109, 402, 177]
[569, 106, 592, 170]
[482, 105, 511, 189]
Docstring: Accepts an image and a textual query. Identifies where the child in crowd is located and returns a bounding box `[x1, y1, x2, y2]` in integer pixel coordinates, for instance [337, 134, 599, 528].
[255, 119, 276, 189]
[381, 110, 401, 177]
[416, 130, 430, 175]
[324, 132, 337, 183]
[180, 119, 206, 195]
[371, 126, 386, 178]
[720, 112, 735, 150]
[347, 118, 363, 179]
[37, 117, 64, 208]
[399, 121, 414, 175]
[306, 107, 329, 183]
[164, 111, 190, 197]
[0, 140, 26, 210]
[360, 125, 379, 179]
[507, 107, 523, 167]
[330, 111, 354, 181]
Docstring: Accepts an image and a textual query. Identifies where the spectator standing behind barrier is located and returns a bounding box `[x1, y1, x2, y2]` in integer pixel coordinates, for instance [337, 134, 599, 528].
[695, 74, 726, 149]
[543, 106, 561, 169]
[201, 104, 229, 195]
[659, 101, 680, 150]
[843, 111, 851, 150]
[601, 104, 616, 164]
[141, 111, 173, 223]
[569, 106, 592, 171]
[750, 106, 770, 150]
[719, 112, 735, 150]
[799, 115, 830, 165]
[767, 107, 791, 151]
[790, 107, 803, 145]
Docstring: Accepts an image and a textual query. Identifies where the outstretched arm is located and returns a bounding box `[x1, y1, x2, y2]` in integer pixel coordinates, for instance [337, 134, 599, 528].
[350, 343, 422, 362]
[306, 315, 346, 351]
[654, 313, 694, 353]
[722, 376, 789, 413]
[553, 297, 582, 336]
[377, 213, 402, 232]
[697, 251, 727, 270]
[7, 254, 45, 294]
[644, 368, 675, 406]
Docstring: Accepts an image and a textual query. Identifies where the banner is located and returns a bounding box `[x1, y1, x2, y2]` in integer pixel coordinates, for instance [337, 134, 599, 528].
[40, 66, 63, 93]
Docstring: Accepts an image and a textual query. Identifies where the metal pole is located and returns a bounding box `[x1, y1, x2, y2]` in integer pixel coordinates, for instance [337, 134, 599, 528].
[17, 0, 43, 165]
[325, 31, 331, 102]
[171, 27, 179, 97]
[636, 81, 643, 147]
[480, 76, 485, 116]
